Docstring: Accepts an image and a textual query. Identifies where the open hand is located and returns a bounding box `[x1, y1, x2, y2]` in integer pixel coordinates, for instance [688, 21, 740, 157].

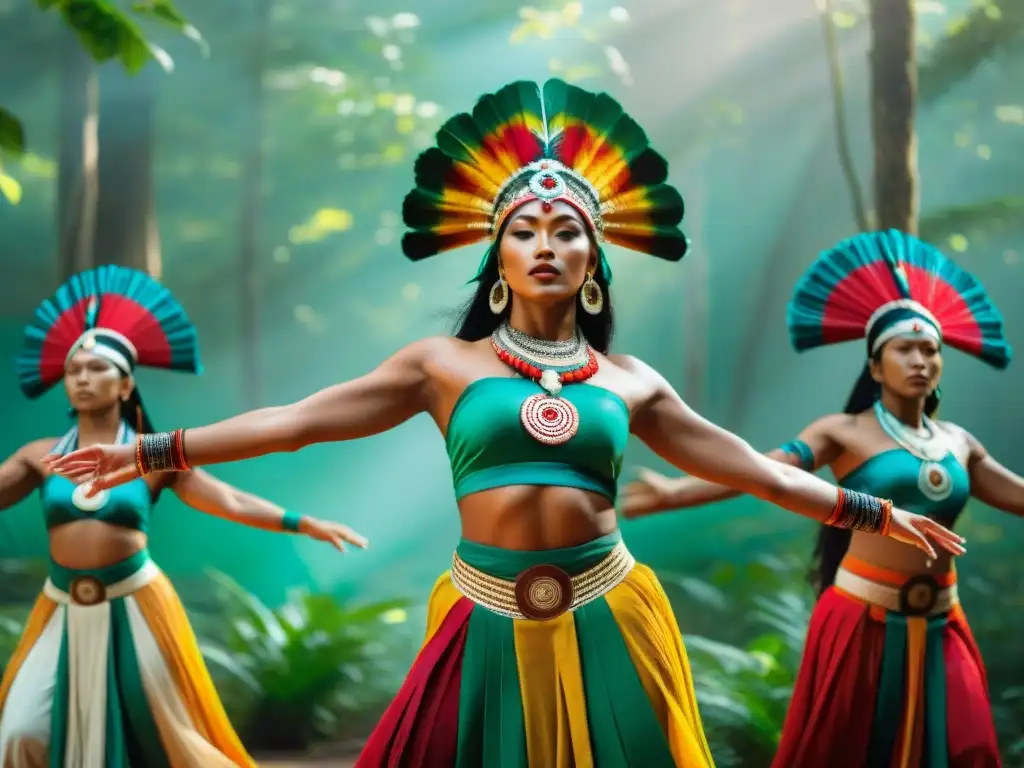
[299, 517, 369, 552]
[619, 467, 682, 519]
[42, 442, 138, 494]
[886, 508, 966, 560]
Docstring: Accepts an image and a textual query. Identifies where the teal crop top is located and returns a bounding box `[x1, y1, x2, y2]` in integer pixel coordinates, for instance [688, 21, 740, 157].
[42, 422, 154, 533]
[838, 449, 970, 526]
[445, 377, 630, 502]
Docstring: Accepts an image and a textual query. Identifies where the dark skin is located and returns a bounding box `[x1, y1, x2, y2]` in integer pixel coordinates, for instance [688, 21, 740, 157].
[46, 201, 964, 557]
[0, 350, 367, 571]
[622, 336, 1024, 579]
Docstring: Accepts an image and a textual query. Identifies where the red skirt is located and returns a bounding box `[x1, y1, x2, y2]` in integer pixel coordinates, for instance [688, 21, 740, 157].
[773, 584, 1001, 767]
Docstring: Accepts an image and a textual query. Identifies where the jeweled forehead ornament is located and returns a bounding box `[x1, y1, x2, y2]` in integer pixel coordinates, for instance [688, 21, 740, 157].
[491, 159, 603, 239]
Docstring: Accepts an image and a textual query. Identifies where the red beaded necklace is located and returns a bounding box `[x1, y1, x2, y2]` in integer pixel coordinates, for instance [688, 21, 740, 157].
[489, 322, 599, 445]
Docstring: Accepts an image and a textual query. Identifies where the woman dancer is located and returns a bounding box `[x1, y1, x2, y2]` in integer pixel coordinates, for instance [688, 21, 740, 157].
[623, 230, 1015, 766]
[0, 266, 367, 767]
[47, 84, 963, 767]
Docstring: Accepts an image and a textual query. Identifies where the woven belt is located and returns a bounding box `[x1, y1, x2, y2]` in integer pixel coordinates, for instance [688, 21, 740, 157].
[43, 559, 160, 607]
[835, 566, 958, 617]
[450, 541, 635, 621]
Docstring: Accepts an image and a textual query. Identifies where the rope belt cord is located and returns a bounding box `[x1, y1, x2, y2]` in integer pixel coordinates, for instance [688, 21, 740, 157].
[451, 541, 635, 621]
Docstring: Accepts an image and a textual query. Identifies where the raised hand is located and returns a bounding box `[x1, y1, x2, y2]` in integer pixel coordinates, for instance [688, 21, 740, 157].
[299, 517, 370, 552]
[619, 468, 682, 519]
[886, 508, 965, 560]
[42, 442, 138, 495]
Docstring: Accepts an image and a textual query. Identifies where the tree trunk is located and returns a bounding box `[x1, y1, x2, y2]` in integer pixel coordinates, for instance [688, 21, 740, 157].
[869, 0, 918, 233]
[92, 62, 162, 277]
[57, 27, 98, 280]
[58, 36, 161, 281]
[239, 0, 270, 409]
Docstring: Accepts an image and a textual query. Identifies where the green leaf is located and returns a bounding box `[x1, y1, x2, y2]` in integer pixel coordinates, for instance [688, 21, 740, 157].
[0, 108, 25, 155]
[919, 196, 1024, 241]
[918, 1, 1024, 104]
[0, 172, 23, 205]
[131, 0, 209, 56]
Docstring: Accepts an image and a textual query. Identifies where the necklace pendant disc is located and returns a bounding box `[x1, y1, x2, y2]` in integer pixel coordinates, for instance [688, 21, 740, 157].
[521, 394, 579, 445]
[918, 461, 953, 501]
[72, 482, 110, 512]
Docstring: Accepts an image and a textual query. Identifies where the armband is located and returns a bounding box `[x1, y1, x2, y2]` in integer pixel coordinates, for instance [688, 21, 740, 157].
[281, 510, 304, 533]
[779, 439, 815, 471]
[825, 488, 893, 535]
[136, 430, 190, 475]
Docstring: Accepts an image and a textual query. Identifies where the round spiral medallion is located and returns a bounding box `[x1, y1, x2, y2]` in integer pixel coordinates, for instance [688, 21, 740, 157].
[72, 482, 110, 512]
[514, 564, 574, 620]
[520, 394, 580, 445]
[918, 461, 952, 502]
[899, 574, 939, 616]
[69, 575, 106, 606]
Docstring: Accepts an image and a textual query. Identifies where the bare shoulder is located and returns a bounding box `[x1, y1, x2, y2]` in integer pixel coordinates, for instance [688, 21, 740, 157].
[934, 419, 979, 449]
[606, 353, 662, 384]
[805, 412, 858, 438]
[20, 437, 61, 461]
[11, 437, 61, 473]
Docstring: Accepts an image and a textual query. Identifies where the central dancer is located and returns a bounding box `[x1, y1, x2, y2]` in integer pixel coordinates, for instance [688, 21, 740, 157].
[46, 79, 964, 767]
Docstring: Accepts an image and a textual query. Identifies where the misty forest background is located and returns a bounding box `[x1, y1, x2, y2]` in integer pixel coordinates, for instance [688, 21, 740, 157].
[1, 0, 1023, 763]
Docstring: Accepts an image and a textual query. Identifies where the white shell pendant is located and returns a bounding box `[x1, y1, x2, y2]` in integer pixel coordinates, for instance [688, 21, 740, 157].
[72, 482, 110, 512]
[918, 461, 953, 502]
[539, 369, 563, 396]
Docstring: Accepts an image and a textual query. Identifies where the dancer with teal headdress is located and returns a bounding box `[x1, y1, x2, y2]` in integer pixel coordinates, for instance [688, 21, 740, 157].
[624, 230, 1018, 766]
[46, 86, 962, 767]
[0, 266, 367, 767]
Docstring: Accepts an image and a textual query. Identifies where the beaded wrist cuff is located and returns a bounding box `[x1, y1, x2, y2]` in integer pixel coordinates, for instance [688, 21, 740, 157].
[135, 430, 190, 475]
[826, 488, 893, 534]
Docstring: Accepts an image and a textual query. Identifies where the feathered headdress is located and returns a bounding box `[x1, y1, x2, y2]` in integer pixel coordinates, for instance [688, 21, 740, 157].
[787, 229, 1011, 369]
[17, 265, 202, 399]
[401, 78, 689, 281]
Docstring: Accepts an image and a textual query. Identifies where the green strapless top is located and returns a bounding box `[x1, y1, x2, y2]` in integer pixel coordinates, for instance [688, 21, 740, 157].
[445, 377, 630, 502]
[41, 473, 154, 533]
[42, 421, 154, 533]
[838, 449, 970, 526]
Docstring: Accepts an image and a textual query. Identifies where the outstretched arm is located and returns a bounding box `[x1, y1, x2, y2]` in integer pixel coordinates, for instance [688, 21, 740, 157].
[963, 430, 1024, 517]
[623, 357, 963, 556]
[169, 469, 368, 551]
[622, 416, 845, 518]
[0, 440, 52, 511]
[45, 337, 442, 486]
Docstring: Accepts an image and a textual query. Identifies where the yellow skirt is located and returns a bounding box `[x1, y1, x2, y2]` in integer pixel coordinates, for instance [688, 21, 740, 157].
[356, 532, 714, 767]
[0, 550, 254, 767]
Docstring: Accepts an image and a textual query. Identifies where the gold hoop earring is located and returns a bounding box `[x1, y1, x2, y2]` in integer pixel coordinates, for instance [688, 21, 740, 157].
[489, 265, 509, 314]
[580, 272, 603, 315]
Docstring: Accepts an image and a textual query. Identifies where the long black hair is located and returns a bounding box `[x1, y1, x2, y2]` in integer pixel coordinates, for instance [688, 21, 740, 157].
[451, 231, 615, 354]
[808, 348, 941, 595]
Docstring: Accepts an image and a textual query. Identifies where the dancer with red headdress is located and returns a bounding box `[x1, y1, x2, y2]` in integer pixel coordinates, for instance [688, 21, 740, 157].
[0, 266, 367, 767]
[624, 230, 1017, 766]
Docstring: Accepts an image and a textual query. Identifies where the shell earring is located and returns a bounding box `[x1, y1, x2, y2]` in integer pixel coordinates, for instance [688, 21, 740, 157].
[580, 271, 603, 315]
[489, 266, 509, 314]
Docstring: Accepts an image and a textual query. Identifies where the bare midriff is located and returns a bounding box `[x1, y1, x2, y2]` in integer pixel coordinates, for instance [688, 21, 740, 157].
[458, 485, 618, 551]
[48, 520, 148, 570]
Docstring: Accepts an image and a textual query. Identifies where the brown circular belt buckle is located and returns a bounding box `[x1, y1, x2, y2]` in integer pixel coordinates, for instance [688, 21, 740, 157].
[69, 575, 107, 606]
[899, 574, 939, 616]
[514, 564, 574, 620]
